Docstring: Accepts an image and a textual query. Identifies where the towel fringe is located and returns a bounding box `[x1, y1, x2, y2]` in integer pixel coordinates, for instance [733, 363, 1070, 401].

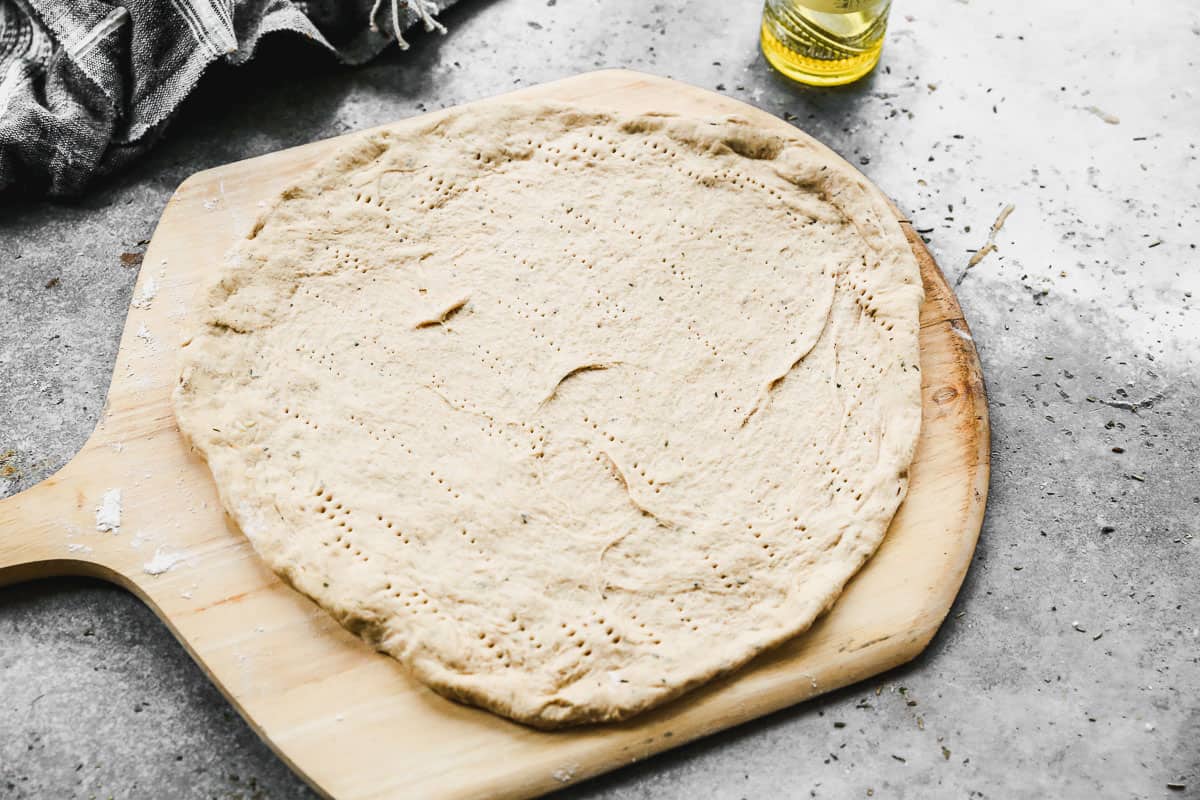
[369, 0, 446, 50]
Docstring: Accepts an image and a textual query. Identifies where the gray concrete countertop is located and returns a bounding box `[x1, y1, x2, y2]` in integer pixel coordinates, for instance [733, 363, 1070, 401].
[2, 0, 1197, 797]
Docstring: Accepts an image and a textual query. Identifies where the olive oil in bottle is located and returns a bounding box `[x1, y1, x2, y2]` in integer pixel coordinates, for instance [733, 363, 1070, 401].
[761, 0, 892, 87]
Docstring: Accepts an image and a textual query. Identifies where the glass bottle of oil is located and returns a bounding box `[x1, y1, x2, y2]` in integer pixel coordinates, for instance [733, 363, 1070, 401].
[761, 0, 893, 87]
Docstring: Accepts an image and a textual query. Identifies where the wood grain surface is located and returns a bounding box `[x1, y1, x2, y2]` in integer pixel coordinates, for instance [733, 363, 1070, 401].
[0, 70, 989, 800]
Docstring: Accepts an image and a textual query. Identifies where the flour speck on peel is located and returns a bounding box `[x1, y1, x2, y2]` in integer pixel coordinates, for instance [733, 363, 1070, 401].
[66, 543, 93, 554]
[136, 323, 155, 348]
[95, 489, 122, 532]
[143, 547, 185, 575]
[131, 276, 158, 309]
[552, 764, 579, 783]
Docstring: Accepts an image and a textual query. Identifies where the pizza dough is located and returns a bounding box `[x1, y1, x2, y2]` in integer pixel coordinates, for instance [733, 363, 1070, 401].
[173, 103, 924, 728]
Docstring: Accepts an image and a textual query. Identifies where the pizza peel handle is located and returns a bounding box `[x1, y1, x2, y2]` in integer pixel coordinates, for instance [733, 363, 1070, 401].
[0, 163, 268, 603]
[0, 472, 95, 587]
[0, 428, 196, 594]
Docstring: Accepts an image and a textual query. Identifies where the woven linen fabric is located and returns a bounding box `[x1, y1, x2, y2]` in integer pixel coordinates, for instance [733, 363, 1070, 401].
[0, 0, 456, 197]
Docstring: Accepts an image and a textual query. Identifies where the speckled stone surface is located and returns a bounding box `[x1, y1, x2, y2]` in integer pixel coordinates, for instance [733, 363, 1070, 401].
[1, 0, 1197, 797]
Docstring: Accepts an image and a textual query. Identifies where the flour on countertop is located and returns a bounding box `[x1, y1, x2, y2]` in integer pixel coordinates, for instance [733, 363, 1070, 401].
[95, 489, 122, 532]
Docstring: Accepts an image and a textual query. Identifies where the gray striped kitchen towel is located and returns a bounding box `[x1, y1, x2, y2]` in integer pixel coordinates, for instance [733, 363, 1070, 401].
[0, 0, 455, 197]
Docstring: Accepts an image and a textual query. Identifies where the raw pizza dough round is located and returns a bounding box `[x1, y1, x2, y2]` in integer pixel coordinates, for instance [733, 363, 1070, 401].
[173, 103, 924, 728]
